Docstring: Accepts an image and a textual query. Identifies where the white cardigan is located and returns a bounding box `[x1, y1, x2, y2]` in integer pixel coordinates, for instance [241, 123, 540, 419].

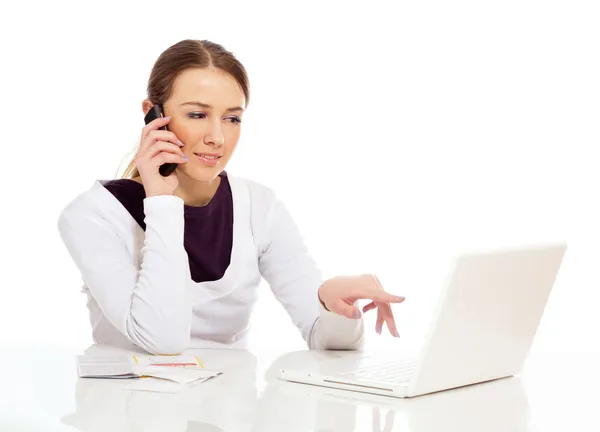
[57, 175, 364, 354]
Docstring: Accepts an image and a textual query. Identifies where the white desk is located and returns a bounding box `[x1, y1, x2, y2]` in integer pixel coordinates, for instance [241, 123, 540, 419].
[0, 343, 598, 431]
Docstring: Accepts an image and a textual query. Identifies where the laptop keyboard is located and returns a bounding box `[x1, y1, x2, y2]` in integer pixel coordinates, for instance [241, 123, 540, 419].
[338, 359, 416, 385]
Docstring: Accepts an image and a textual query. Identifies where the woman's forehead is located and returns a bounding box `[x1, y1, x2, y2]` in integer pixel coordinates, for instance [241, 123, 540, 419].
[170, 68, 245, 108]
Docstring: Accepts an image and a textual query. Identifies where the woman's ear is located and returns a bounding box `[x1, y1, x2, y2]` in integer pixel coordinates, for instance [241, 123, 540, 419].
[141, 99, 154, 116]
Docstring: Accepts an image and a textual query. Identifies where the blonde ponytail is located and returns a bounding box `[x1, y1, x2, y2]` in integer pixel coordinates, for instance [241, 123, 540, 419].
[121, 161, 140, 179]
[115, 143, 140, 179]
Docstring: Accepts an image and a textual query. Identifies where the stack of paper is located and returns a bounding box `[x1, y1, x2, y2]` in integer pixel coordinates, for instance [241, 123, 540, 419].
[125, 367, 221, 393]
[77, 356, 139, 379]
[76, 354, 221, 393]
[131, 354, 204, 368]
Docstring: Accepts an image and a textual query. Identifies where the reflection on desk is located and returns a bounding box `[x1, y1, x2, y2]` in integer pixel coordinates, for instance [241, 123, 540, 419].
[63, 346, 529, 431]
[62, 345, 259, 432]
[258, 350, 530, 432]
[1, 344, 599, 431]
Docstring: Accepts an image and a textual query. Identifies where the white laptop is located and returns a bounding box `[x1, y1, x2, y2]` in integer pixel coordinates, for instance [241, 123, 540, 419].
[279, 242, 567, 398]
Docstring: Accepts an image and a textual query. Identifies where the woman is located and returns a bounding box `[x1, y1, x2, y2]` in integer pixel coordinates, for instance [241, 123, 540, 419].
[58, 39, 404, 355]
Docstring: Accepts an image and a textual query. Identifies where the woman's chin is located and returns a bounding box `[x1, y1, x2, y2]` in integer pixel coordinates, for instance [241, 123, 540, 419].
[178, 165, 224, 182]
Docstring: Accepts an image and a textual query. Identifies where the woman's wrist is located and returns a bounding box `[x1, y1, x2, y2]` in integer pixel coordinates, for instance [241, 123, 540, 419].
[318, 284, 330, 311]
[317, 282, 331, 312]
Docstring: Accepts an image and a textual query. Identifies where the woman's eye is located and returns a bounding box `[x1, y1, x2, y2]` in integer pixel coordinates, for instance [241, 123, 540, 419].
[188, 112, 241, 124]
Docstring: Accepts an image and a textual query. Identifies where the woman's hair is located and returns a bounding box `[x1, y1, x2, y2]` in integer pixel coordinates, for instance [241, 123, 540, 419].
[121, 39, 250, 179]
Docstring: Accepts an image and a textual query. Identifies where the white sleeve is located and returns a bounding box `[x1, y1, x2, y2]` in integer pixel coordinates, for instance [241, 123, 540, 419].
[257, 194, 364, 350]
[57, 195, 192, 355]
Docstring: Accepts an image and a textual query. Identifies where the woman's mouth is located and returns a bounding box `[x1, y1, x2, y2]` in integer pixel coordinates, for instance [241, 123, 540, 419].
[194, 153, 223, 167]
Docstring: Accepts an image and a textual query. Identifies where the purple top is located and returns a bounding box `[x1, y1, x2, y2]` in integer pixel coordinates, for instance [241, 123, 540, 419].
[101, 171, 233, 283]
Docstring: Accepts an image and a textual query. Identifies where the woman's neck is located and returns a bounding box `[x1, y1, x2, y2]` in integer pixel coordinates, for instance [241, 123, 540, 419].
[175, 173, 221, 207]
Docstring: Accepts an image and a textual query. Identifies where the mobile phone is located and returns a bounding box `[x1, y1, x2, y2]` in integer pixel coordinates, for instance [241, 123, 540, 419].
[143, 104, 178, 177]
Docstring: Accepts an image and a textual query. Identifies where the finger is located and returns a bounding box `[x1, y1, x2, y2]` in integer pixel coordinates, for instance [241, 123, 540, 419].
[371, 274, 384, 291]
[141, 130, 183, 152]
[141, 116, 172, 140]
[358, 290, 405, 304]
[378, 303, 399, 337]
[375, 311, 385, 335]
[145, 141, 186, 159]
[330, 300, 362, 319]
[362, 301, 377, 313]
[152, 152, 188, 166]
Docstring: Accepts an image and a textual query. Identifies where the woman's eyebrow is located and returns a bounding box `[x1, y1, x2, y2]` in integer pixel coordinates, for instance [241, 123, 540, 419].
[180, 101, 244, 112]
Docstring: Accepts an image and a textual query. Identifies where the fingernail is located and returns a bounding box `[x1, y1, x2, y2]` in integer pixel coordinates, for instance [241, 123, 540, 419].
[164, 116, 171, 120]
[353, 310, 360, 319]
[182, 154, 188, 161]
[377, 328, 382, 335]
[394, 330, 400, 337]
[177, 140, 184, 147]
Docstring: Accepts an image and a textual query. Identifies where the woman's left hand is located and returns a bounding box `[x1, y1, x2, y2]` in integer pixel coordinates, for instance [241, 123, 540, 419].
[318, 274, 405, 337]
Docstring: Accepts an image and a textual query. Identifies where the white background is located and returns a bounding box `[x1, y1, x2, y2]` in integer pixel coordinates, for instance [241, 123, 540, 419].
[0, 0, 598, 354]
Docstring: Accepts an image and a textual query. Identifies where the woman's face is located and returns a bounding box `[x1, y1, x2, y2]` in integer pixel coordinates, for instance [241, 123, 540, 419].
[145, 67, 246, 181]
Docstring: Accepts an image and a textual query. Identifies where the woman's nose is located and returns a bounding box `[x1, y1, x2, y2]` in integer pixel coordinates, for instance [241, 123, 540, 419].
[204, 121, 225, 147]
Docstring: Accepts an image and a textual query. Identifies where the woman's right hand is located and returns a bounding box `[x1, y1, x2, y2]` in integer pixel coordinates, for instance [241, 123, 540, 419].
[134, 116, 188, 197]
